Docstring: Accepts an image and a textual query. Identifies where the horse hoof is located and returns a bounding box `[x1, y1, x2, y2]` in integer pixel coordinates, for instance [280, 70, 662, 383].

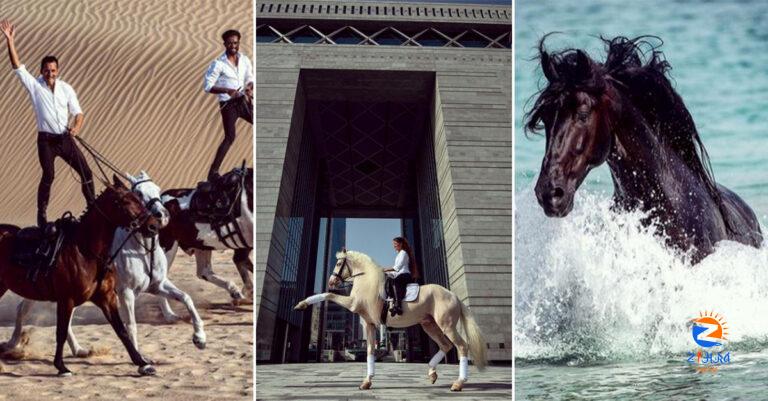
[193, 336, 207, 350]
[138, 365, 156, 376]
[359, 381, 372, 390]
[294, 301, 308, 310]
[58, 371, 73, 377]
[74, 348, 93, 358]
[428, 371, 438, 384]
[450, 381, 464, 391]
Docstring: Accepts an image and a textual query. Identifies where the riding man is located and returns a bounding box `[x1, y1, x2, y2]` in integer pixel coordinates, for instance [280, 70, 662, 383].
[203, 29, 253, 182]
[0, 20, 95, 228]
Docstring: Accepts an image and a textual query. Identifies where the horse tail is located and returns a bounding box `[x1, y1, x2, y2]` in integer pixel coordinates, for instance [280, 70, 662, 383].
[459, 300, 487, 371]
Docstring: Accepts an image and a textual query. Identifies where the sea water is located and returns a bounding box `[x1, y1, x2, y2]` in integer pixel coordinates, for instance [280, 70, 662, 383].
[515, 0, 768, 399]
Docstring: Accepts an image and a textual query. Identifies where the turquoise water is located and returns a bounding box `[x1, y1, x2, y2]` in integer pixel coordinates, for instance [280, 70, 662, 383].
[515, 1, 768, 399]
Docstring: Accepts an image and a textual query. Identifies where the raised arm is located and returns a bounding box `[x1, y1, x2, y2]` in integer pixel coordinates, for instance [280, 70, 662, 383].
[0, 20, 20, 69]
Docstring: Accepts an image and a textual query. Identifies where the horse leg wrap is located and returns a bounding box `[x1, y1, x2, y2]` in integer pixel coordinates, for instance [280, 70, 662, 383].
[428, 350, 446, 368]
[367, 354, 375, 377]
[304, 293, 328, 305]
[459, 356, 468, 381]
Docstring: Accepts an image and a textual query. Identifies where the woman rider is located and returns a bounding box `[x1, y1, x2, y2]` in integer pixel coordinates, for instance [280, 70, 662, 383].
[383, 237, 419, 316]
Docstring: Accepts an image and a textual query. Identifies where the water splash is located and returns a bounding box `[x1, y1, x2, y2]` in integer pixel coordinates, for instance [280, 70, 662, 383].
[515, 182, 768, 365]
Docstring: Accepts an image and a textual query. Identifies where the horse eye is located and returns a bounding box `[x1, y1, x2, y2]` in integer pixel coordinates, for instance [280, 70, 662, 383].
[577, 112, 589, 122]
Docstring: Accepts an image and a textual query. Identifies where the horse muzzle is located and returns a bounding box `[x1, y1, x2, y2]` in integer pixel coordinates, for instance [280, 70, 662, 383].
[535, 180, 575, 218]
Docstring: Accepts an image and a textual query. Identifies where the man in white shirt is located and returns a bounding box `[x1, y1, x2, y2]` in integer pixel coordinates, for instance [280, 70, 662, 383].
[203, 29, 253, 181]
[1, 20, 95, 228]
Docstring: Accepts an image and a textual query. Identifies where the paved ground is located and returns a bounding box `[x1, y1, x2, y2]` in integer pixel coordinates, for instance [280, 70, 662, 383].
[256, 362, 512, 401]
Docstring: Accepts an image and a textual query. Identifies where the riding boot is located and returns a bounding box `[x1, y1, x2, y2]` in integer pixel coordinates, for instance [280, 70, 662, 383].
[391, 285, 402, 317]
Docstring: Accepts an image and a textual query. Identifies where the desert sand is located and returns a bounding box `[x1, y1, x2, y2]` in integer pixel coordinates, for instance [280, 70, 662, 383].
[0, 0, 253, 225]
[0, 0, 253, 399]
[0, 251, 253, 400]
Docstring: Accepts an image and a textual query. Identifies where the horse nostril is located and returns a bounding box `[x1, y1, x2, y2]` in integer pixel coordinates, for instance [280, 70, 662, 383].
[552, 187, 565, 200]
[152, 211, 163, 218]
[148, 224, 158, 233]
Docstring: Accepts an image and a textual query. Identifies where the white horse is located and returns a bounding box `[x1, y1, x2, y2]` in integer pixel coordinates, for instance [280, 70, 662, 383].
[1, 171, 206, 355]
[294, 250, 487, 392]
[157, 167, 252, 322]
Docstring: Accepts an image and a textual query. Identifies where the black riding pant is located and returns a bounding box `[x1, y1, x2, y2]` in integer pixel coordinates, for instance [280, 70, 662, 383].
[208, 96, 253, 180]
[37, 132, 95, 226]
[392, 272, 413, 302]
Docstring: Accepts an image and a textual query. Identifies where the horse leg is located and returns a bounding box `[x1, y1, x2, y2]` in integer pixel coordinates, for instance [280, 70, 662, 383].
[232, 249, 253, 299]
[154, 279, 206, 349]
[421, 318, 453, 384]
[66, 306, 90, 357]
[117, 288, 139, 350]
[195, 249, 244, 301]
[440, 325, 470, 391]
[2, 299, 34, 352]
[92, 288, 155, 376]
[294, 292, 356, 312]
[359, 322, 377, 390]
[53, 299, 75, 376]
[158, 296, 181, 323]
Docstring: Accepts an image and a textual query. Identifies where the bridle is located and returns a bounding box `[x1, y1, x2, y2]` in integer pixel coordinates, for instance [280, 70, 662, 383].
[331, 257, 365, 289]
[131, 178, 164, 217]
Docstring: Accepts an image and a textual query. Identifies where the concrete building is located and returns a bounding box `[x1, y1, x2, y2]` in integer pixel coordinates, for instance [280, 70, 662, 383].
[255, 0, 512, 363]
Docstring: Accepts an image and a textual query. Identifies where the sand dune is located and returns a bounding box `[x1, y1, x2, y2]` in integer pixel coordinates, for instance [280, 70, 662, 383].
[0, 252, 253, 400]
[0, 0, 253, 225]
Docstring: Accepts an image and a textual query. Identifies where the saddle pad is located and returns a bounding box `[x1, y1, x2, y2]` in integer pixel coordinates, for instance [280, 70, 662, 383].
[404, 283, 420, 302]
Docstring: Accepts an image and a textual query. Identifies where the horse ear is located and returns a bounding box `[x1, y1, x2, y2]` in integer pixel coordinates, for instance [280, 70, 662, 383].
[126, 173, 136, 183]
[140, 170, 149, 179]
[113, 174, 126, 189]
[575, 50, 592, 79]
[541, 51, 558, 83]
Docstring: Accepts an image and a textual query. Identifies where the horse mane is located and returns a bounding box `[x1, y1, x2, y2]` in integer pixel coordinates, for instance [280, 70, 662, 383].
[524, 34, 733, 233]
[78, 186, 117, 221]
[337, 250, 384, 315]
[602, 36, 733, 233]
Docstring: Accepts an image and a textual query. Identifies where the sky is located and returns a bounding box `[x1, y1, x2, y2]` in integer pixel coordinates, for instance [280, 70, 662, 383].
[346, 218, 402, 267]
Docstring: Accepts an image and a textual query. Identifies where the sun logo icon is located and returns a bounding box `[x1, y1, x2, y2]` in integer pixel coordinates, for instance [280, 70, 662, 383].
[691, 311, 728, 348]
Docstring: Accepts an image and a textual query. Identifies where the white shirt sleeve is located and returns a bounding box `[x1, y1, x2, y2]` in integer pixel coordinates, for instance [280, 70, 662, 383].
[202, 60, 220, 93]
[13, 65, 37, 95]
[244, 56, 254, 86]
[392, 250, 409, 273]
[66, 84, 83, 116]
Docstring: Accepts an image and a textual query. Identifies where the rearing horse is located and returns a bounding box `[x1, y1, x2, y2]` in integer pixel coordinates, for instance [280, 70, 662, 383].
[0, 176, 161, 376]
[525, 35, 762, 263]
[294, 250, 487, 392]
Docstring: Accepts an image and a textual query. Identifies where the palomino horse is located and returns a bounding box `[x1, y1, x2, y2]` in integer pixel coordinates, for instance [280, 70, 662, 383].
[294, 250, 487, 392]
[0, 176, 160, 376]
[525, 35, 762, 262]
[158, 167, 252, 319]
[2, 171, 206, 356]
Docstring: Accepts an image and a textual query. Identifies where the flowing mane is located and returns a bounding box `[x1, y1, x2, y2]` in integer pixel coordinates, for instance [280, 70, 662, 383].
[600, 36, 732, 233]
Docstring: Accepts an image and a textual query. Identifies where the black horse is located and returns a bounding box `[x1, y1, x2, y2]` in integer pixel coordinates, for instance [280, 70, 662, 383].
[524, 35, 762, 263]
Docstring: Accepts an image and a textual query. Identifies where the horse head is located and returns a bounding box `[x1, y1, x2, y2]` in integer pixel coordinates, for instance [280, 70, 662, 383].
[327, 247, 350, 289]
[525, 37, 621, 217]
[127, 171, 170, 230]
[99, 174, 161, 236]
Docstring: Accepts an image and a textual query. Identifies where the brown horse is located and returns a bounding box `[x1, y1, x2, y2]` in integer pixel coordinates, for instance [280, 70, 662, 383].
[0, 176, 161, 376]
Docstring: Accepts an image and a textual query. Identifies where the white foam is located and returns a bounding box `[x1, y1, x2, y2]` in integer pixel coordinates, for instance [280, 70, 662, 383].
[515, 181, 768, 364]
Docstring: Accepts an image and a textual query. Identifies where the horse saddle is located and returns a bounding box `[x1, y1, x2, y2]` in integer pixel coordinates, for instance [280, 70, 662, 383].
[380, 281, 420, 325]
[383, 282, 420, 303]
[11, 216, 73, 280]
[190, 170, 243, 222]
